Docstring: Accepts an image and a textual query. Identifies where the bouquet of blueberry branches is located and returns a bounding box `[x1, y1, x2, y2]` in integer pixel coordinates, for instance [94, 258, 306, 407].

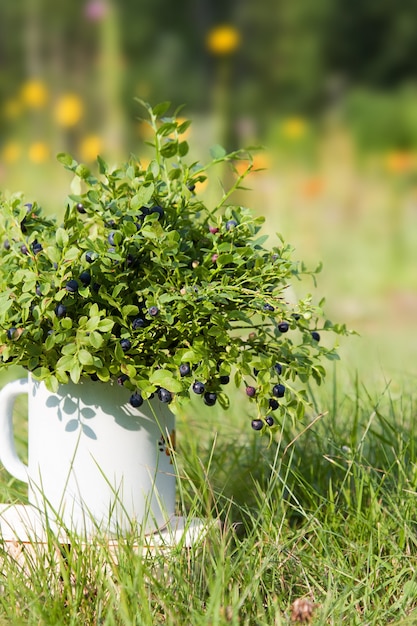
[0, 101, 347, 431]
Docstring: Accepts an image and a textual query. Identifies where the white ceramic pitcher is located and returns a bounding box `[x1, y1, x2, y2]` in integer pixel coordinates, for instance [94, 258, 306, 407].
[0, 375, 176, 536]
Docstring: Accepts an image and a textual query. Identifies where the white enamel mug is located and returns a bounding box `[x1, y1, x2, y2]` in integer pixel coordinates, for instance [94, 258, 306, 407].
[0, 376, 176, 536]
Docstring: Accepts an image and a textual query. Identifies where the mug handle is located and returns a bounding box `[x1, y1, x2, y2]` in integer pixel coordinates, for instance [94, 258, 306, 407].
[0, 378, 29, 483]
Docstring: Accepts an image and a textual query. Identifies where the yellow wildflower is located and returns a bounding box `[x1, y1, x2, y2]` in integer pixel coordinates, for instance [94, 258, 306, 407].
[54, 94, 84, 127]
[79, 135, 102, 162]
[1, 141, 21, 163]
[20, 80, 48, 108]
[28, 142, 49, 164]
[206, 25, 240, 55]
[281, 117, 308, 140]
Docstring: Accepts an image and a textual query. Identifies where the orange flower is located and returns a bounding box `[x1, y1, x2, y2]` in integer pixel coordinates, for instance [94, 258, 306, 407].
[54, 94, 84, 127]
[300, 176, 324, 199]
[79, 135, 102, 162]
[206, 25, 240, 55]
[385, 150, 415, 174]
[20, 80, 48, 108]
[1, 141, 21, 163]
[234, 153, 270, 176]
[28, 142, 49, 164]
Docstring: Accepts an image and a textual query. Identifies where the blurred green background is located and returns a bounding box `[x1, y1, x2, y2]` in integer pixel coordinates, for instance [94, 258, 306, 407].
[1, 0, 417, 393]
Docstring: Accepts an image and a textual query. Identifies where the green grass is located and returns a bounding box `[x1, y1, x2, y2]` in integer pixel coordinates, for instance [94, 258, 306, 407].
[0, 369, 416, 625]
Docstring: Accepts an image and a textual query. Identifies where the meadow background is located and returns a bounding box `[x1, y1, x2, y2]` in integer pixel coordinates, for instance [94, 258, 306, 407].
[0, 1, 417, 624]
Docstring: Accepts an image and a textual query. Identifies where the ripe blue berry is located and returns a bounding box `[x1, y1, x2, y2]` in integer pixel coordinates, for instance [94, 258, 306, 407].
[132, 317, 146, 330]
[85, 251, 96, 263]
[129, 391, 143, 408]
[148, 306, 159, 317]
[32, 241, 42, 254]
[192, 381, 205, 395]
[76, 202, 86, 214]
[278, 322, 289, 333]
[272, 383, 285, 398]
[203, 391, 217, 406]
[251, 419, 264, 431]
[117, 374, 129, 386]
[311, 331, 321, 342]
[66, 279, 79, 293]
[150, 205, 164, 219]
[157, 387, 172, 403]
[226, 219, 237, 231]
[7, 328, 17, 340]
[246, 386, 256, 397]
[107, 231, 117, 245]
[263, 303, 275, 312]
[79, 271, 91, 286]
[120, 338, 131, 352]
[265, 416, 275, 427]
[269, 398, 279, 411]
[55, 304, 67, 318]
[274, 363, 282, 375]
[219, 375, 230, 385]
[20, 245, 29, 255]
[179, 363, 191, 377]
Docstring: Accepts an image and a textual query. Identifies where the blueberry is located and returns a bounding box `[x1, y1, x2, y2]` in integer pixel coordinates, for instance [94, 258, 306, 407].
[253, 367, 259, 377]
[148, 306, 159, 317]
[179, 363, 191, 377]
[274, 363, 282, 375]
[150, 205, 164, 219]
[107, 231, 117, 245]
[203, 391, 217, 406]
[55, 303, 67, 318]
[92, 282, 100, 293]
[263, 303, 275, 312]
[269, 398, 279, 411]
[32, 241, 42, 254]
[157, 387, 172, 403]
[251, 419, 264, 431]
[3, 239, 10, 250]
[79, 271, 91, 286]
[192, 381, 205, 395]
[187, 183, 196, 191]
[278, 322, 289, 333]
[265, 416, 275, 427]
[120, 338, 131, 352]
[225, 219, 237, 231]
[117, 374, 129, 386]
[36, 285, 42, 296]
[132, 317, 146, 330]
[219, 375, 230, 385]
[20, 245, 29, 255]
[311, 331, 321, 342]
[129, 391, 143, 408]
[85, 251, 96, 263]
[7, 328, 17, 340]
[246, 386, 256, 397]
[66, 279, 79, 293]
[272, 384, 285, 398]
[76, 202, 86, 214]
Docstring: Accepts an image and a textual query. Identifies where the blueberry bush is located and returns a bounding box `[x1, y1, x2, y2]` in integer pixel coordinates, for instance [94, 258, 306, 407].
[0, 101, 348, 431]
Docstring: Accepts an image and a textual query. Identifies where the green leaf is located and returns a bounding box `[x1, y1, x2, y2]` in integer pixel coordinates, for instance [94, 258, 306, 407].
[89, 331, 104, 349]
[160, 141, 178, 158]
[97, 319, 114, 332]
[57, 152, 76, 168]
[152, 101, 171, 117]
[56, 228, 69, 248]
[210, 144, 227, 159]
[122, 305, 139, 317]
[78, 349, 94, 366]
[131, 183, 155, 209]
[70, 361, 81, 384]
[149, 369, 182, 393]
